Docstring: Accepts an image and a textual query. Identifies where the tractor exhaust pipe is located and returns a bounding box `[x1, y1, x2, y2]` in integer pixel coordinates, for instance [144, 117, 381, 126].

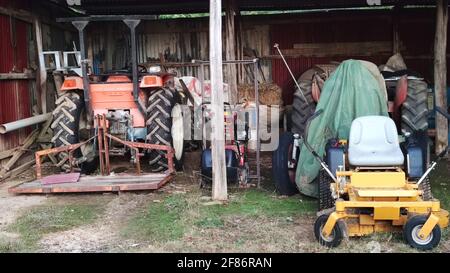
[0, 113, 51, 134]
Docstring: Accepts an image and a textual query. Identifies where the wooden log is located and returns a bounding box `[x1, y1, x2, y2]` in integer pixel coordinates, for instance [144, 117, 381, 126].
[210, 0, 228, 201]
[289, 41, 393, 56]
[0, 129, 39, 179]
[434, 0, 448, 155]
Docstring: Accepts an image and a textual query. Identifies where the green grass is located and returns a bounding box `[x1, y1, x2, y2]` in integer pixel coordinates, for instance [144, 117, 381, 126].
[6, 204, 103, 251]
[122, 189, 316, 243]
[122, 194, 188, 243]
[429, 160, 450, 209]
[195, 190, 315, 228]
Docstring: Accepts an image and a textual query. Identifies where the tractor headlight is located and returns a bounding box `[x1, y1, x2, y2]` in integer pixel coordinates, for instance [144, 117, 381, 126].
[149, 65, 161, 73]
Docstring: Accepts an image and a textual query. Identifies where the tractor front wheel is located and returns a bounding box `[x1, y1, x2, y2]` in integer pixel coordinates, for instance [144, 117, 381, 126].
[146, 88, 184, 172]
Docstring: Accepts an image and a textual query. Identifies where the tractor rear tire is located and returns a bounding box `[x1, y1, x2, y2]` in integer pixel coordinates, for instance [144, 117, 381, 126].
[146, 88, 184, 172]
[272, 132, 299, 195]
[318, 170, 334, 211]
[419, 177, 433, 201]
[291, 79, 316, 136]
[401, 80, 429, 134]
[51, 91, 97, 173]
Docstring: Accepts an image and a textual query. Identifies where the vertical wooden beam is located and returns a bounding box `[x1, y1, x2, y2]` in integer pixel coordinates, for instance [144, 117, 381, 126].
[210, 0, 228, 201]
[435, 0, 448, 155]
[392, 6, 401, 54]
[225, 0, 238, 104]
[34, 17, 47, 113]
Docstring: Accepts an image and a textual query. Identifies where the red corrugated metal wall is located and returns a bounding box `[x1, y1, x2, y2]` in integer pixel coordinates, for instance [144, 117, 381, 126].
[270, 10, 447, 105]
[0, 10, 32, 151]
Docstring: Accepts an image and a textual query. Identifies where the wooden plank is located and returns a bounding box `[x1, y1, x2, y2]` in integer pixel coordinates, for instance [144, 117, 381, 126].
[225, 0, 238, 104]
[0, 73, 36, 80]
[0, 148, 18, 160]
[34, 17, 47, 114]
[210, 0, 228, 201]
[1, 159, 35, 181]
[434, 0, 449, 155]
[8, 174, 173, 194]
[0, 129, 39, 179]
[288, 41, 393, 56]
[0, 6, 33, 23]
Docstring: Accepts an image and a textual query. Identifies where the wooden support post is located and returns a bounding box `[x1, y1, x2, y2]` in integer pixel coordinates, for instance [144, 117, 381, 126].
[34, 17, 47, 114]
[435, 0, 448, 155]
[210, 0, 228, 201]
[225, 0, 238, 104]
[392, 6, 401, 54]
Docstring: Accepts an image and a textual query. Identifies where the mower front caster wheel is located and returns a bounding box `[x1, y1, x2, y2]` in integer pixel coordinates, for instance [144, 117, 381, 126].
[404, 215, 441, 250]
[314, 214, 344, 248]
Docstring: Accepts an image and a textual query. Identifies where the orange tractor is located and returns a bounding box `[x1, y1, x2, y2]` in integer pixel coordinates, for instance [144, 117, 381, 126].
[51, 16, 185, 176]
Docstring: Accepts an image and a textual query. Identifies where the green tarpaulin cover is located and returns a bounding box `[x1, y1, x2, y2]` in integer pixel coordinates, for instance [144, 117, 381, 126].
[295, 60, 389, 197]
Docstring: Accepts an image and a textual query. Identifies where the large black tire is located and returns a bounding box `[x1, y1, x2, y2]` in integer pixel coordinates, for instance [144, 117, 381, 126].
[404, 215, 441, 250]
[291, 80, 316, 136]
[318, 170, 334, 211]
[401, 80, 429, 134]
[272, 132, 299, 195]
[146, 88, 184, 172]
[314, 214, 344, 248]
[51, 91, 97, 173]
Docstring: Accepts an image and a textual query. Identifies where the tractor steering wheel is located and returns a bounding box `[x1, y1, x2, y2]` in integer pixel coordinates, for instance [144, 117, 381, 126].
[138, 65, 148, 73]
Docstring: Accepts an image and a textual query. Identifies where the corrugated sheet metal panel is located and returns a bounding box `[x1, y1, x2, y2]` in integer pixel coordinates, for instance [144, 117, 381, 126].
[270, 10, 449, 105]
[0, 14, 32, 151]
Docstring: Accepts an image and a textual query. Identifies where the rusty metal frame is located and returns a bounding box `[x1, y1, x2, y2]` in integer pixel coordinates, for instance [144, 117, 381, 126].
[34, 114, 175, 180]
[35, 135, 97, 179]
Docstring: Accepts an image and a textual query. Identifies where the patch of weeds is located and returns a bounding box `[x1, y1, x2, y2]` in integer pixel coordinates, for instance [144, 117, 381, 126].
[0, 237, 24, 253]
[196, 189, 315, 229]
[7, 204, 102, 251]
[122, 194, 188, 243]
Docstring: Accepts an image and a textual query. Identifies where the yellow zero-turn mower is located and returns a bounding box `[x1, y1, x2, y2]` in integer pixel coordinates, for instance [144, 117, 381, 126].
[302, 110, 449, 250]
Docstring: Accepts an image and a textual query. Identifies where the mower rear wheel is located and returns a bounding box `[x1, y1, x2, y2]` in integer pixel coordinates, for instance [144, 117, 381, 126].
[318, 170, 334, 211]
[272, 132, 299, 195]
[51, 91, 97, 173]
[401, 80, 428, 134]
[404, 215, 441, 250]
[314, 214, 344, 248]
[146, 88, 184, 172]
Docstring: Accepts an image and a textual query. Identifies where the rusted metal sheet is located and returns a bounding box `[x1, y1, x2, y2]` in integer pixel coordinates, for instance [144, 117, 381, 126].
[9, 173, 174, 194]
[0, 14, 32, 152]
[269, 10, 447, 105]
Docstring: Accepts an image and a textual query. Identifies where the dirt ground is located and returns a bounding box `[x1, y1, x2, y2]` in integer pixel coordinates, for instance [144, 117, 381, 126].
[0, 151, 449, 253]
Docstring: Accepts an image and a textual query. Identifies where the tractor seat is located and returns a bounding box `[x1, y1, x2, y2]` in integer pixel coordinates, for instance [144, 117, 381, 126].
[348, 116, 404, 166]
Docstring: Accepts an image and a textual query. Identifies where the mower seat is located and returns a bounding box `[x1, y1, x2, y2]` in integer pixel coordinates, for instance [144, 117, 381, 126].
[348, 116, 404, 166]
